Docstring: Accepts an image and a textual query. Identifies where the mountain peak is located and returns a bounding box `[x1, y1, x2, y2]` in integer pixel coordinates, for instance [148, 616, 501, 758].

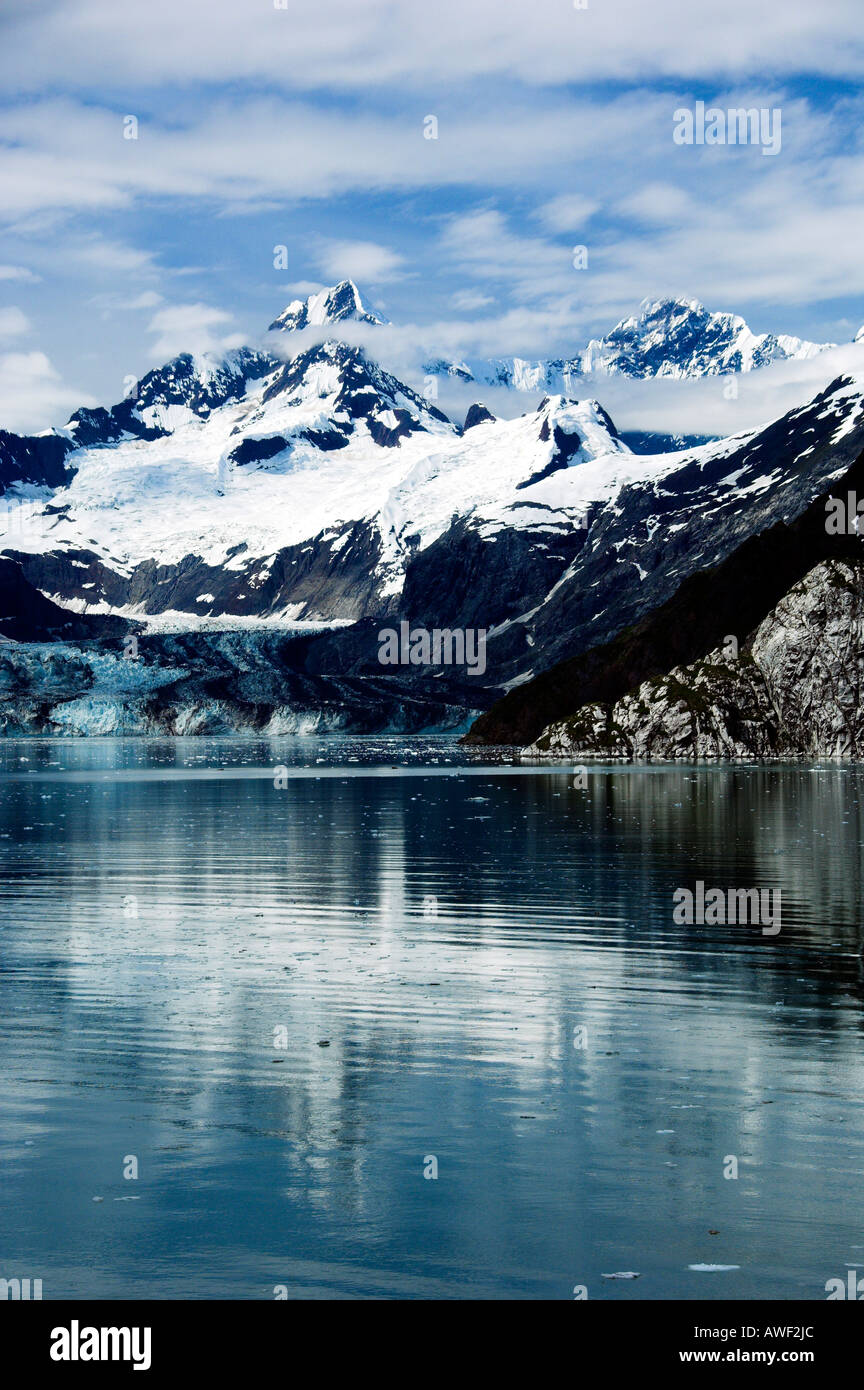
[268, 280, 387, 333]
[580, 296, 830, 378]
[638, 295, 704, 317]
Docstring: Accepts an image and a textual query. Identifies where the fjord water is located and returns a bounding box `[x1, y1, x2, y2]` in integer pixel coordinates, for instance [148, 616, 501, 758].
[1, 739, 863, 1301]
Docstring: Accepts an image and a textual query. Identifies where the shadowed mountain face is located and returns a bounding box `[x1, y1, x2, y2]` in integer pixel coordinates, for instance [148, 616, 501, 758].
[465, 441, 864, 747]
[0, 556, 128, 643]
[0, 431, 75, 494]
[525, 556, 864, 761]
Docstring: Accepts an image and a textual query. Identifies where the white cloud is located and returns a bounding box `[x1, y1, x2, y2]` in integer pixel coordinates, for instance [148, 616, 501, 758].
[0, 265, 38, 283]
[0, 307, 30, 338]
[0, 0, 861, 93]
[0, 92, 689, 220]
[615, 183, 696, 226]
[451, 288, 495, 312]
[313, 240, 406, 284]
[146, 303, 246, 359]
[284, 280, 326, 298]
[114, 291, 163, 311]
[534, 195, 600, 233]
[438, 209, 575, 306]
[0, 350, 94, 433]
[67, 236, 159, 276]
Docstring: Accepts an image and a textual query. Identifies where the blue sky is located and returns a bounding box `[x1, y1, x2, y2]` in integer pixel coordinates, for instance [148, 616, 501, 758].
[0, 0, 863, 433]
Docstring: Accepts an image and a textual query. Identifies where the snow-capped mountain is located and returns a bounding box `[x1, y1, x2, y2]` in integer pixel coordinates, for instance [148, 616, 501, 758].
[1, 350, 627, 628]
[266, 281, 835, 389]
[434, 297, 835, 392]
[66, 346, 277, 448]
[2, 280, 864, 735]
[575, 296, 832, 378]
[268, 279, 386, 333]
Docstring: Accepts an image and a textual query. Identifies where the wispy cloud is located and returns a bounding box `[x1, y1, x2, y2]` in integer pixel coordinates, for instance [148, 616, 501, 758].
[313, 240, 407, 284]
[1, 0, 861, 92]
[146, 303, 246, 360]
[0, 350, 94, 434]
[0, 265, 38, 283]
[0, 306, 30, 339]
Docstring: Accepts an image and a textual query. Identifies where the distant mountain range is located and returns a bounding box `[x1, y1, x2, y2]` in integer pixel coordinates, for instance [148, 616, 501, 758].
[262, 279, 846, 388]
[1, 280, 863, 740]
[433, 293, 842, 392]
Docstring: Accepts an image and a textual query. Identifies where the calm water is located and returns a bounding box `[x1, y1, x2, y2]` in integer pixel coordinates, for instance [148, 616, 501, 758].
[0, 737, 863, 1301]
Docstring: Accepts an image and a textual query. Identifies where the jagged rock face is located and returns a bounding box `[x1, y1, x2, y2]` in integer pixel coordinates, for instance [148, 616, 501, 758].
[529, 655, 780, 760]
[463, 403, 496, 430]
[260, 340, 451, 435]
[751, 560, 864, 755]
[577, 297, 830, 379]
[0, 431, 76, 496]
[268, 279, 385, 333]
[526, 559, 864, 760]
[67, 347, 277, 446]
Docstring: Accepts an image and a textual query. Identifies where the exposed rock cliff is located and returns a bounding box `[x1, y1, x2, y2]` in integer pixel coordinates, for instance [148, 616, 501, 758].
[526, 558, 864, 759]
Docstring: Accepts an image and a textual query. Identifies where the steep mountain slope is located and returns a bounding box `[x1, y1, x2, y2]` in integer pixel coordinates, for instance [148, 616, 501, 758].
[0, 556, 128, 643]
[576, 297, 831, 378]
[465, 429, 864, 747]
[66, 347, 277, 449]
[268, 279, 386, 333]
[0, 430, 75, 494]
[526, 557, 864, 760]
[1, 357, 630, 631]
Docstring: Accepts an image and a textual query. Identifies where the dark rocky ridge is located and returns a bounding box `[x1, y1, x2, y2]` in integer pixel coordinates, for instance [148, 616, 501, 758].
[498, 378, 864, 684]
[0, 431, 76, 496]
[527, 557, 864, 759]
[67, 348, 277, 447]
[0, 556, 128, 642]
[465, 439, 864, 746]
[463, 403, 496, 430]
